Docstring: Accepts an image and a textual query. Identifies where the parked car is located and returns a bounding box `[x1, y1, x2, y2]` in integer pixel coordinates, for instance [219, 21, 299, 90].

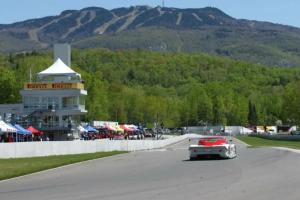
[291, 131, 300, 135]
[144, 129, 155, 138]
[128, 132, 143, 140]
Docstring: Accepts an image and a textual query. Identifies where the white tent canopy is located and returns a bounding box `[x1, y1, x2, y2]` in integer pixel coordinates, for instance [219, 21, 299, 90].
[127, 124, 138, 130]
[78, 125, 88, 133]
[37, 58, 80, 78]
[0, 120, 17, 133]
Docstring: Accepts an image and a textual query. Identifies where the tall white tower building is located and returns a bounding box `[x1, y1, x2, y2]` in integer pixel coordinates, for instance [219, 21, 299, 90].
[0, 44, 88, 140]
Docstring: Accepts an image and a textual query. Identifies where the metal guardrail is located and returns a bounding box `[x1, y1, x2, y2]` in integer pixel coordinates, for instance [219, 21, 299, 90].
[249, 134, 300, 141]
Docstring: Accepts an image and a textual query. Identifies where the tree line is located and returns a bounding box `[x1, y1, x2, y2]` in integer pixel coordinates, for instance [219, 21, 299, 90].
[1, 49, 300, 127]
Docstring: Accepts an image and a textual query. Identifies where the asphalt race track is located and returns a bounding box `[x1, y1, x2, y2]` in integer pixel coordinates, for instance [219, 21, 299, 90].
[1, 138, 300, 200]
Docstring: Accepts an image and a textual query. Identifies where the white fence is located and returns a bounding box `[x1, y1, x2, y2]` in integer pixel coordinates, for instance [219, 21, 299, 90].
[0, 135, 188, 158]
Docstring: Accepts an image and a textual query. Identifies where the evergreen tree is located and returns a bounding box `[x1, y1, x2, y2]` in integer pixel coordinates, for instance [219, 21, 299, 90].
[248, 100, 258, 125]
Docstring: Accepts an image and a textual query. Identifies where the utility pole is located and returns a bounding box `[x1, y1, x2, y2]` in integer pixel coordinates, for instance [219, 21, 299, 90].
[29, 68, 32, 83]
[162, 0, 165, 7]
[185, 118, 189, 134]
[156, 112, 159, 140]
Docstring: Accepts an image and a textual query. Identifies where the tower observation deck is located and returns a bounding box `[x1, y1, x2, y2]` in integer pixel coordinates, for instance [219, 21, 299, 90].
[20, 44, 87, 140]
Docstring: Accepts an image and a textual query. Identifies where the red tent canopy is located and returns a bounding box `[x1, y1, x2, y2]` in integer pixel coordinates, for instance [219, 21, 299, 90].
[105, 124, 117, 132]
[27, 126, 43, 136]
[120, 125, 134, 132]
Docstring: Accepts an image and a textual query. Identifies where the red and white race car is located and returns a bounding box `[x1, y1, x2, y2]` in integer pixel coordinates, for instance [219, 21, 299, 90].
[189, 136, 237, 160]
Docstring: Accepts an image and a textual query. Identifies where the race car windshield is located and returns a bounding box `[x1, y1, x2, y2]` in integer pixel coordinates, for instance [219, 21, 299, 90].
[203, 138, 219, 142]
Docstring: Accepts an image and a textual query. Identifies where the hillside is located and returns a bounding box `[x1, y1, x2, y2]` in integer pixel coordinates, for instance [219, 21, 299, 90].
[1, 6, 300, 67]
[1, 49, 300, 126]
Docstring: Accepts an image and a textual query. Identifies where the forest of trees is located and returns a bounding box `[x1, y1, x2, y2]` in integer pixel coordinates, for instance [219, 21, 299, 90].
[1, 48, 300, 127]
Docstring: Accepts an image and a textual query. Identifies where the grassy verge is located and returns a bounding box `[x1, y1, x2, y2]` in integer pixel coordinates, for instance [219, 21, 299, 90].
[0, 151, 127, 181]
[236, 135, 300, 149]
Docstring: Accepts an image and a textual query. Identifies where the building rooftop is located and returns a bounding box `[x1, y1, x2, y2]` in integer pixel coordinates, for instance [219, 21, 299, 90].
[37, 58, 80, 79]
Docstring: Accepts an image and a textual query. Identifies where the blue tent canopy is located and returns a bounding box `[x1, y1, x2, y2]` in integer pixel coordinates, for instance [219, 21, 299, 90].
[14, 124, 32, 135]
[84, 125, 99, 133]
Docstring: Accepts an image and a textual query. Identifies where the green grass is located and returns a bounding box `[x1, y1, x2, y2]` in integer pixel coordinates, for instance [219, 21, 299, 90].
[0, 151, 127, 181]
[236, 135, 300, 149]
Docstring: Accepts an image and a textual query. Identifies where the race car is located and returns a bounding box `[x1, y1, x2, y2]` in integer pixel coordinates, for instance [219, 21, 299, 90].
[189, 136, 237, 160]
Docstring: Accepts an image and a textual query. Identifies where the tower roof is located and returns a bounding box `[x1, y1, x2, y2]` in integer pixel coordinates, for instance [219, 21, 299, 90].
[37, 58, 80, 78]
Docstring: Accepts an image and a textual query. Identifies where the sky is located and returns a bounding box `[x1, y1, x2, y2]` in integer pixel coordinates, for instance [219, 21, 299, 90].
[0, 0, 299, 27]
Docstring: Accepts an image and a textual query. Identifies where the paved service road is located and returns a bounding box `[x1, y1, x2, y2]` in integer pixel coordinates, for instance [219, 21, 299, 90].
[1, 138, 300, 200]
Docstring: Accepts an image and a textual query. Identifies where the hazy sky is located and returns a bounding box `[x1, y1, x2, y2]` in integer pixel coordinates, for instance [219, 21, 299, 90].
[1, 0, 299, 27]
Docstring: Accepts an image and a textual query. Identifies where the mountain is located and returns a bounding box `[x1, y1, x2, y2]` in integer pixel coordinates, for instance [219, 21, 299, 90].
[1, 6, 300, 67]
